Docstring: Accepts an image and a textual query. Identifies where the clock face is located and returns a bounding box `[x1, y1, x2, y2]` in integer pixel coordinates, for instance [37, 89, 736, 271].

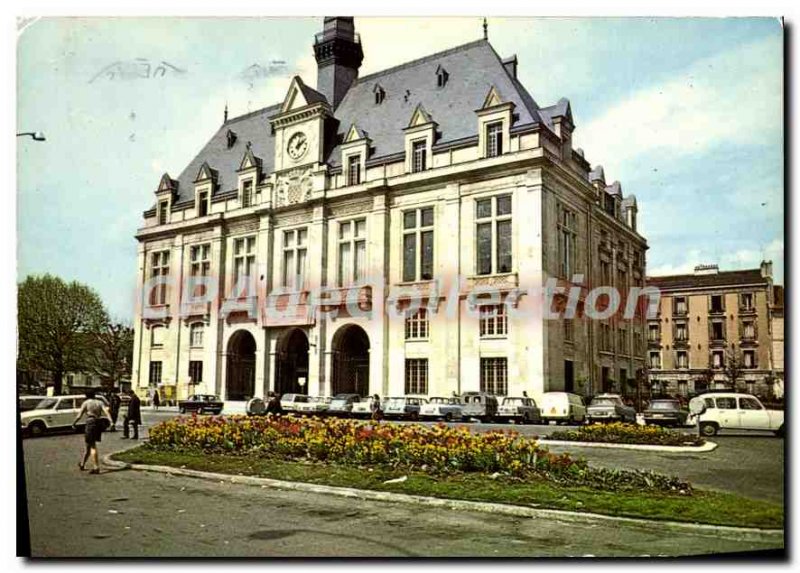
[287, 132, 309, 160]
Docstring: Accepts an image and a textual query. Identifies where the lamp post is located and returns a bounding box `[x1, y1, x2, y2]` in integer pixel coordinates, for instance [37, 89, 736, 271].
[17, 132, 46, 141]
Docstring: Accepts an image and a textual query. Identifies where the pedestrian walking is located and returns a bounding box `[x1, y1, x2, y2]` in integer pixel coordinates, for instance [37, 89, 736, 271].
[122, 390, 142, 440]
[152, 388, 161, 411]
[109, 391, 121, 432]
[370, 394, 383, 422]
[71, 389, 111, 474]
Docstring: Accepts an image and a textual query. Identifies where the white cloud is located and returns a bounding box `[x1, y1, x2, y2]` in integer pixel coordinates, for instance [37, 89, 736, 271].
[576, 34, 782, 177]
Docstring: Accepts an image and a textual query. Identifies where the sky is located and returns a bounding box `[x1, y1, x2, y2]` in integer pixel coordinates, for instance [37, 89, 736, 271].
[17, 17, 783, 319]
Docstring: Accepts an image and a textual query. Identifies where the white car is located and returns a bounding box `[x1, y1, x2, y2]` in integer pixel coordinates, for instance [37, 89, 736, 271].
[691, 393, 784, 437]
[420, 397, 464, 422]
[280, 393, 310, 413]
[20, 395, 111, 437]
[293, 396, 331, 416]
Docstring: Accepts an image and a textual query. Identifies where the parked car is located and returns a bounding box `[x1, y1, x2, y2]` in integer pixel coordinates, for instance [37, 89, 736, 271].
[383, 397, 428, 420]
[327, 393, 362, 417]
[586, 394, 636, 423]
[461, 392, 499, 422]
[293, 396, 332, 416]
[20, 395, 111, 437]
[540, 392, 587, 425]
[420, 396, 464, 422]
[643, 399, 689, 427]
[178, 394, 223, 415]
[350, 399, 375, 418]
[280, 393, 310, 413]
[497, 397, 542, 424]
[19, 395, 49, 413]
[690, 393, 784, 437]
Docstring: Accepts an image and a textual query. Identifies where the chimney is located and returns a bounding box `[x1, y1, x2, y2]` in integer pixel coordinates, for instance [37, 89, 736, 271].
[694, 264, 719, 276]
[313, 17, 364, 110]
[502, 55, 518, 79]
[760, 260, 773, 279]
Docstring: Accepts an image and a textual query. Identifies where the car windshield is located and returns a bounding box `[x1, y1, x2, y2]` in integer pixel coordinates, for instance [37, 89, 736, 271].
[591, 398, 619, 407]
[650, 401, 680, 410]
[34, 398, 58, 410]
[429, 397, 446, 404]
[385, 398, 404, 408]
[311, 397, 331, 404]
[502, 398, 522, 406]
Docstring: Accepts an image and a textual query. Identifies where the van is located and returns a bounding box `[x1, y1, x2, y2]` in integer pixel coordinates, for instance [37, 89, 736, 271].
[460, 392, 499, 422]
[540, 392, 586, 425]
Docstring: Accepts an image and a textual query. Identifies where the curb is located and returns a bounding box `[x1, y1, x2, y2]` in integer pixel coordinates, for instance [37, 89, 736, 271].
[540, 440, 718, 453]
[103, 454, 781, 544]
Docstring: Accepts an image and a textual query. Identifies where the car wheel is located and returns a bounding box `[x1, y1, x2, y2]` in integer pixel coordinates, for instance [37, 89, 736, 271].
[29, 421, 46, 437]
[444, 413, 453, 422]
[699, 422, 718, 437]
[179, 407, 186, 414]
[197, 407, 204, 415]
[410, 412, 419, 422]
[775, 425, 784, 438]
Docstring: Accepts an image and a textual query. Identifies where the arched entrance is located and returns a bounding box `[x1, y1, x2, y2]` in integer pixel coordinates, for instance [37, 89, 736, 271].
[226, 330, 256, 401]
[331, 324, 370, 396]
[275, 328, 310, 396]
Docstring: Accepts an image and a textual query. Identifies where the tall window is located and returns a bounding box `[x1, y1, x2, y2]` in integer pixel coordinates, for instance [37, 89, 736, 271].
[151, 325, 165, 347]
[617, 326, 627, 354]
[711, 321, 725, 341]
[480, 357, 507, 396]
[676, 351, 688, 369]
[675, 322, 688, 341]
[338, 219, 367, 286]
[742, 320, 755, 340]
[480, 304, 508, 337]
[411, 140, 427, 173]
[405, 308, 429, 340]
[198, 191, 209, 217]
[233, 236, 256, 295]
[486, 121, 503, 157]
[476, 194, 512, 275]
[158, 200, 169, 225]
[282, 228, 308, 290]
[347, 154, 362, 186]
[740, 292, 754, 311]
[148, 361, 162, 387]
[557, 203, 577, 278]
[710, 294, 724, 313]
[563, 318, 574, 343]
[241, 179, 253, 208]
[402, 207, 434, 282]
[600, 322, 612, 352]
[188, 360, 203, 384]
[743, 350, 756, 369]
[189, 243, 211, 298]
[673, 296, 687, 315]
[711, 350, 724, 368]
[649, 351, 661, 369]
[150, 250, 170, 305]
[405, 358, 428, 395]
[189, 323, 204, 347]
[648, 323, 660, 342]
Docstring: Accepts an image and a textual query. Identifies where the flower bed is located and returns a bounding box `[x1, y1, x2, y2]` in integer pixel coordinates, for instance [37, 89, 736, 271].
[542, 422, 705, 447]
[145, 415, 692, 493]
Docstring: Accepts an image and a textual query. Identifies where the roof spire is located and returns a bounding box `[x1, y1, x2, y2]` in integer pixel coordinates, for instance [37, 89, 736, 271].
[483, 17, 488, 40]
[224, 102, 228, 123]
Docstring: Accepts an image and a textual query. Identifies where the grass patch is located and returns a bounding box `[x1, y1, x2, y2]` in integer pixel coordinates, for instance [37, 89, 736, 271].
[113, 446, 783, 530]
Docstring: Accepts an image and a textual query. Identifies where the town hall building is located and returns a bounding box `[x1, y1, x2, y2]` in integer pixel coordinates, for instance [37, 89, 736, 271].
[131, 17, 648, 406]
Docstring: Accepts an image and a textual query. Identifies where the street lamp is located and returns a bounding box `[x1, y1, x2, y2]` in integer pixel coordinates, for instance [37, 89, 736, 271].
[17, 132, 46, 141]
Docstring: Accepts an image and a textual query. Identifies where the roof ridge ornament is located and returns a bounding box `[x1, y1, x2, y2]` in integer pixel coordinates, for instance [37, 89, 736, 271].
[483, 17, 488, 40]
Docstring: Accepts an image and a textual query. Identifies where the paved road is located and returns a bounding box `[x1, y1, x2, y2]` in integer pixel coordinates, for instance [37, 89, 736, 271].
[20, 410, 783, 557]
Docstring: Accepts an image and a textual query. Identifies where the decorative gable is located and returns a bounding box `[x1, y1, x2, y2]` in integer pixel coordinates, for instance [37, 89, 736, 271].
[238, 145, 262, 172]
[157, 173, 178, 195]
[194, 161, 218, 183]
[407, 103, 435, 129]
[344, 123, 369, 143]
[281, 76, 328, 114]
[481, 85, 504, 110]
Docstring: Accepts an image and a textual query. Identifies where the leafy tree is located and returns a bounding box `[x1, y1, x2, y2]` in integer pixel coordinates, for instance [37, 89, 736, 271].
[90, 321, 134, 391]
[17, 274, 108, 394]
[723, 347, 745, 391]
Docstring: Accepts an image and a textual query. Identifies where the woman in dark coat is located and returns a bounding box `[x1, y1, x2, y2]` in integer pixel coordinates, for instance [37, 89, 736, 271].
[122, 390, 142, 440]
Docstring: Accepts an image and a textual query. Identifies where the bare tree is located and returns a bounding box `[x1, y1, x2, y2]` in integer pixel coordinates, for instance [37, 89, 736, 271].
[90, 321, 134, 391]
[723, 347, 745, 391]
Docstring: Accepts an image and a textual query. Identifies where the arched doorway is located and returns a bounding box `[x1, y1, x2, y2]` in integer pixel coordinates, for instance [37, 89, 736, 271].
[275, 328, 309, 396]
[331, 324, 370, 396]
[226, 330, 256, 401]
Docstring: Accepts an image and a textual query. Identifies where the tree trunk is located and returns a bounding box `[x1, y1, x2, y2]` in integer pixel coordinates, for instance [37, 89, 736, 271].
[53, 370, 63, 395]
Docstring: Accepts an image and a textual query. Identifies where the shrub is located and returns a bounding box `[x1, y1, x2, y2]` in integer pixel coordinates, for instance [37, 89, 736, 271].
[543, 422, 705, 447]
[145, 415, 692, 493]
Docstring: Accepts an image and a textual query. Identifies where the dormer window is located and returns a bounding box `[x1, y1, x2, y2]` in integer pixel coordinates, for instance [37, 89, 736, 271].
[486, 121, 504, 157]
[411, 140, 427, 173]
[241, 180, 253, 208]
[158, 200, 169, 225]
[197, 191, 209, 217]
[436, 65, 449, 88]
[226, 129, 237, 149]
[374, 85, 385, 105]
[347, 154, 362, 186]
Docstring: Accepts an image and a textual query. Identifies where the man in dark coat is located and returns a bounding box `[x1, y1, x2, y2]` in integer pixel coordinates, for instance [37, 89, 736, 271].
[122, 390, 142, 440]
[109, 392, 121, 432]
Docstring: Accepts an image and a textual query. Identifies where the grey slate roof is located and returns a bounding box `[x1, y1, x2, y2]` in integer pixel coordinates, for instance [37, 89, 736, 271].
[589, 165, 605, 183]
[164, 38, 556, 204]
[647, 269, 768, 291]
[605, 181, 622, 196]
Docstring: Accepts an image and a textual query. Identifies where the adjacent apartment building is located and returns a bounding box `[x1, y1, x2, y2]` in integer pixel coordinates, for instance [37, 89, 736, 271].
[646, 262, 782, 397]
[131, 17, 647, 405]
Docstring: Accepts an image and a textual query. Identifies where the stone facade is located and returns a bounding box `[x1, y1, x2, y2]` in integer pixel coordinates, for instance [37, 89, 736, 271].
[131, 17, 647, 405]
[646, 262, 782, 398]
